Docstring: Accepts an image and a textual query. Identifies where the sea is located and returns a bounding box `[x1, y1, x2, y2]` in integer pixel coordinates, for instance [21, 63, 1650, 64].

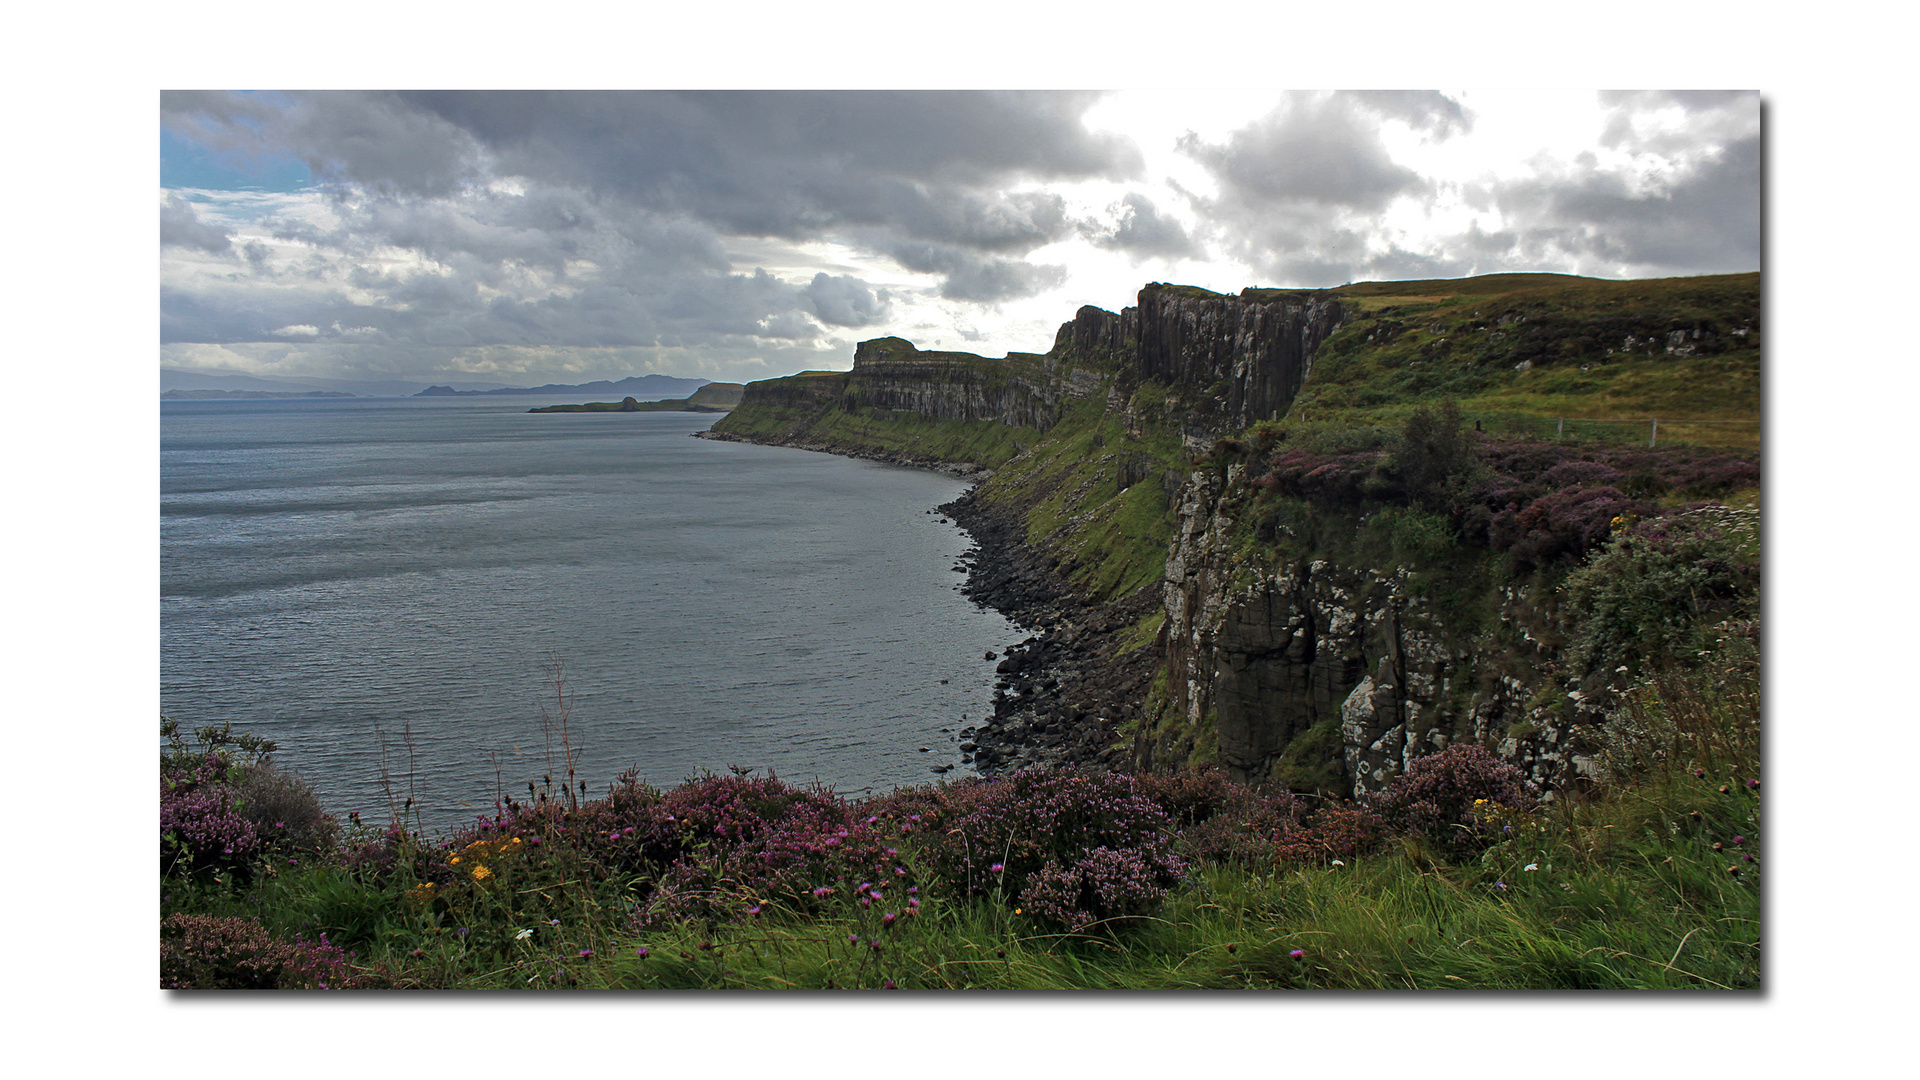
[160, 396, 1016, 832]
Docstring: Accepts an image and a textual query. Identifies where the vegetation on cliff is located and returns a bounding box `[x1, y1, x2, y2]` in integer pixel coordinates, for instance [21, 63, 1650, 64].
[161, 657, 1759, 989]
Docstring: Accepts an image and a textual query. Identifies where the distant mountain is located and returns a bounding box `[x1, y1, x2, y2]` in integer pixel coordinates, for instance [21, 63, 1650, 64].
[414, 374, 710, 399]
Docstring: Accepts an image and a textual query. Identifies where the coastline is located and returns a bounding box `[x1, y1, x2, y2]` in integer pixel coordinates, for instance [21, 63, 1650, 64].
[696, 427, 1154, 777]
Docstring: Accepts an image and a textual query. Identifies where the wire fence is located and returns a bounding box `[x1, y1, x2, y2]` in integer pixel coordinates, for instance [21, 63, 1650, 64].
[1465, 413, 1761, 448]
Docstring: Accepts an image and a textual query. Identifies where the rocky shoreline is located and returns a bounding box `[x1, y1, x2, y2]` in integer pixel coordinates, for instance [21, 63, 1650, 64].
[696, 428, 1155, 778]
[937, 488, 1158, 777]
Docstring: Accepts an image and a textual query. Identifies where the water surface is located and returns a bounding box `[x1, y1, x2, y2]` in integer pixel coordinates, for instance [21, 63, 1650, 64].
[161, 398, 1012, 830]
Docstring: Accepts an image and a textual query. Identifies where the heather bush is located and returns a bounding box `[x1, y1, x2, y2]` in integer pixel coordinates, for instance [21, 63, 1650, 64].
[162, 753, 261, 881]
[1271, 802, 1387, 864]
[161, 914, 366, 989]
[1563, 505, 1760, 677]
[1366, 745, 1539, 859]
[1494, 485, 1651, 571]
[1132, 766, 1307, 864]
[876, 767, 1187, 932]
[1247, 428, 1757, 571]
[627, 774, 904, 928]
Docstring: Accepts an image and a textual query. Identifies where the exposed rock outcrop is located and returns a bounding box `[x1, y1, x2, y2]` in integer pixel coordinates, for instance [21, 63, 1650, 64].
[1145, 465, 1603, 798]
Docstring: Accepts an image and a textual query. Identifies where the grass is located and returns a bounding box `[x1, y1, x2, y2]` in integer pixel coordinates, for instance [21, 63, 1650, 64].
[161, 757, 1759, 990]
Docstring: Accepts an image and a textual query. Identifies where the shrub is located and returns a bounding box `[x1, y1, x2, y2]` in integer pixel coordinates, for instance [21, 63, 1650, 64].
[1366, 745, 1539, 859]
[160, 914, 367, 989]
[876, 767, 1187, 932]
[1271, 802, 1387, 863]
[231, 761, 338, 856]
[1390, 401, 1477, 512]
[1133, 766, 1307, 864]
[1562, 505, 1760, 677]
[1495, 486, 1650, 571]
[161, 753, 260, 881]
[628, 775, 902, 928]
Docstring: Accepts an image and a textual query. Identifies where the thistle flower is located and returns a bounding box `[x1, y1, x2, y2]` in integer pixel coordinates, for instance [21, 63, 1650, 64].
[1289, 949, 1305, 960]
[635, 947, 650, 958]
[990, 863, 1005, 874]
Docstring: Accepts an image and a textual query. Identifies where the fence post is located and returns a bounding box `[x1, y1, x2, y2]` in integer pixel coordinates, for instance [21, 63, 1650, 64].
[1556, 417, 1563, 439]
[1649, 418, 1658, 447]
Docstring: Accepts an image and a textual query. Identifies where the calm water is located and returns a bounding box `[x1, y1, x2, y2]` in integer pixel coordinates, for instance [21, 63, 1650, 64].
[161, 397, 1014, 831]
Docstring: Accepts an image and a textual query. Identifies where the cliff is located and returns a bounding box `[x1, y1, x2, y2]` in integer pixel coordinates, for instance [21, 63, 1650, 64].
[711, 273, 1761, 799]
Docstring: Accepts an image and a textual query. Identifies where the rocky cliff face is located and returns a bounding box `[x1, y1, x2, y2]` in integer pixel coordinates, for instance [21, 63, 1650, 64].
[711, 278, 1663, 799]
[841, 338, 1068, 431]
[1058, 286, 1348, 448]
[1145, 465, 1603, 798]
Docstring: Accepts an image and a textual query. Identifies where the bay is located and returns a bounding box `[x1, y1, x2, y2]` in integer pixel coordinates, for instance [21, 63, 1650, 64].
[160, 397, 1013, 831]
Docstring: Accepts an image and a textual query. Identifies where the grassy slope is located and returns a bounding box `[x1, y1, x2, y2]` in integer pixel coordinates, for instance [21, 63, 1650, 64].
[1306, 272, 1761, 451]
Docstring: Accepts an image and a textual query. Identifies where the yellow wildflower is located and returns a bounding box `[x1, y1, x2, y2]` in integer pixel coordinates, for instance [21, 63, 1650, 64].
[472, 864, 493, 881]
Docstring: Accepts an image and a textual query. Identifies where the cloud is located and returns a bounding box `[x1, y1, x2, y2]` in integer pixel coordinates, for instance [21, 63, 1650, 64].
[1179, 93, 1431, 212]
[884, 240, 1066, 303]
[270, 324, 320, 337]
[161, 91, 1147, 353]
[1090, 193, 1198, 260]
[164, 90, 483, 196]
[1484, 133, 1760, 274]
[803, 273, 891, 328]
[160, 194, 233, 253]
[1347, 90, 1474, 138]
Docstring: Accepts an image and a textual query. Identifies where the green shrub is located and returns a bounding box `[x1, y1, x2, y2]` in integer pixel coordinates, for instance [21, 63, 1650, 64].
[1562, 505, 1759, 678]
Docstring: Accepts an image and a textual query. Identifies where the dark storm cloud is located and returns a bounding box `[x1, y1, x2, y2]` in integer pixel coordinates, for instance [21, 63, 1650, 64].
[160, 194, 232, 253]
[1486, 134, 1760, 273]
[397, 90, 1138, 225]
[163, 90, 1138, 346]
[1090, 193, 1198, 260]
[163, 90, 482, 196]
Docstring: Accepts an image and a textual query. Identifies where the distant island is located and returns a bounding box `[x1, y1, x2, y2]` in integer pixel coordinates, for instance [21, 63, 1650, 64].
[416, 374, 709, 399]
[162, 389, 356, 400]
[528, 383, 744, 413]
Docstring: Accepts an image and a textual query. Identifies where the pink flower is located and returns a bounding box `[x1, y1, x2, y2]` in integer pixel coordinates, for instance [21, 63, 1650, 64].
[1289, 949, 1306, 960]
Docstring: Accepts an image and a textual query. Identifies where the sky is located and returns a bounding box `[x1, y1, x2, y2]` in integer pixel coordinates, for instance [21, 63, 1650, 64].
[159, 89, 1760, 388]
